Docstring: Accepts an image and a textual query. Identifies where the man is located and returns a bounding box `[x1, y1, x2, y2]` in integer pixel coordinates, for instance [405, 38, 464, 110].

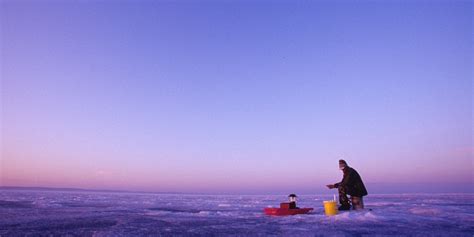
[326, 159, 368, 210]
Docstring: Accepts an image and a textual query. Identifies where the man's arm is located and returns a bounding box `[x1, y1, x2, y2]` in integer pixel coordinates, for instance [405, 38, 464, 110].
[327, 180, 342, 189]
[339, 169, 355, 188]
[326, 168, 354, 189]
[326, 184, 336, 189]
[332, 169, 354, 188]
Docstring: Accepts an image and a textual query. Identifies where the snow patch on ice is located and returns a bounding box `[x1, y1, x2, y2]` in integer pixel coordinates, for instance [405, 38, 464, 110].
[369, 201, 403, 207]
[356, 211, 379, 221]
[333, 211, 350, 220]
[197, 211, 211, 216]
[409, 207, 441, 216]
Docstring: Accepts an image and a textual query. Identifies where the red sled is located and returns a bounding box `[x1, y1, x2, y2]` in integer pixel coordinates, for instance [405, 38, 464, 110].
[264, 207, 314, 216]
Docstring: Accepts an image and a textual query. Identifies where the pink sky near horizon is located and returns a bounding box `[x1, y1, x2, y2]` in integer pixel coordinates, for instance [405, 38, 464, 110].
[2, 141, 472, 193]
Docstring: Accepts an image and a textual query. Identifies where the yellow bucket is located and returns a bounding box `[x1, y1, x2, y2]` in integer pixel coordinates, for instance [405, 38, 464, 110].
[323, 200, 338, 216]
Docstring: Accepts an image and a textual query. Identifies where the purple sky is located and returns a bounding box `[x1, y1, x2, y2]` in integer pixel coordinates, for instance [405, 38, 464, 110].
[1, 0, 472, 194]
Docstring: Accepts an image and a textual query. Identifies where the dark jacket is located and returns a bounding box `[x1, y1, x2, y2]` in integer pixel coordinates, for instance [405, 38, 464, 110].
[334, 167, 368, 197]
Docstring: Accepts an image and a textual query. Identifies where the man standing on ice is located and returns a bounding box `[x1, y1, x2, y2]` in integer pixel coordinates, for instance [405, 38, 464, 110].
[326, 159, 368, 211]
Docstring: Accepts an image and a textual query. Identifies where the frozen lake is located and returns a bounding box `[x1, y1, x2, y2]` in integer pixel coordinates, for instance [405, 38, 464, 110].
[0, 190, 473, 236]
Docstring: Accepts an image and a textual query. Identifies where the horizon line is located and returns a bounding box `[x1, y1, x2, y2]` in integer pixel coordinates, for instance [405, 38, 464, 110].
[1, 185, 473, 195]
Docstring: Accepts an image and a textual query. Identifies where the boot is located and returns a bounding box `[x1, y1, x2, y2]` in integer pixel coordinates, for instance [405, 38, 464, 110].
[338, 205, 351, 211]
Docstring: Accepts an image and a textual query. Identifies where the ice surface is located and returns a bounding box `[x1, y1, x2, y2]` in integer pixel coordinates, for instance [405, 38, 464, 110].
[0, 190, 472, 236]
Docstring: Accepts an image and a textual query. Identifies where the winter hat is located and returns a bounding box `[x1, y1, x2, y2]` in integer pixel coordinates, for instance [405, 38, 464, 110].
[339, 159, 348, 170]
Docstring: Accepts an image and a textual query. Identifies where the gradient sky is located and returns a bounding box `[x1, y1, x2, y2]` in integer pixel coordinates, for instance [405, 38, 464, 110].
[1, 0, 472, 194]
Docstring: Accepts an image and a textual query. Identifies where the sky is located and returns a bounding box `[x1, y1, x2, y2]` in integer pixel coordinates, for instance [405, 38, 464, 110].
[1, 0, 472, 194]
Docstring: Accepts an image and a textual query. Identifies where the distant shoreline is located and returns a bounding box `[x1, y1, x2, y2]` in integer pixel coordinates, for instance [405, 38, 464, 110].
[1, 186, 473, 196]
[0, 186, 186, 195]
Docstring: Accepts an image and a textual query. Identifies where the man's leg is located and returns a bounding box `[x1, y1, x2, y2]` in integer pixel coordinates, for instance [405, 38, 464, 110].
[338, 186, 351, 210]
[351, 196, 364, 210]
